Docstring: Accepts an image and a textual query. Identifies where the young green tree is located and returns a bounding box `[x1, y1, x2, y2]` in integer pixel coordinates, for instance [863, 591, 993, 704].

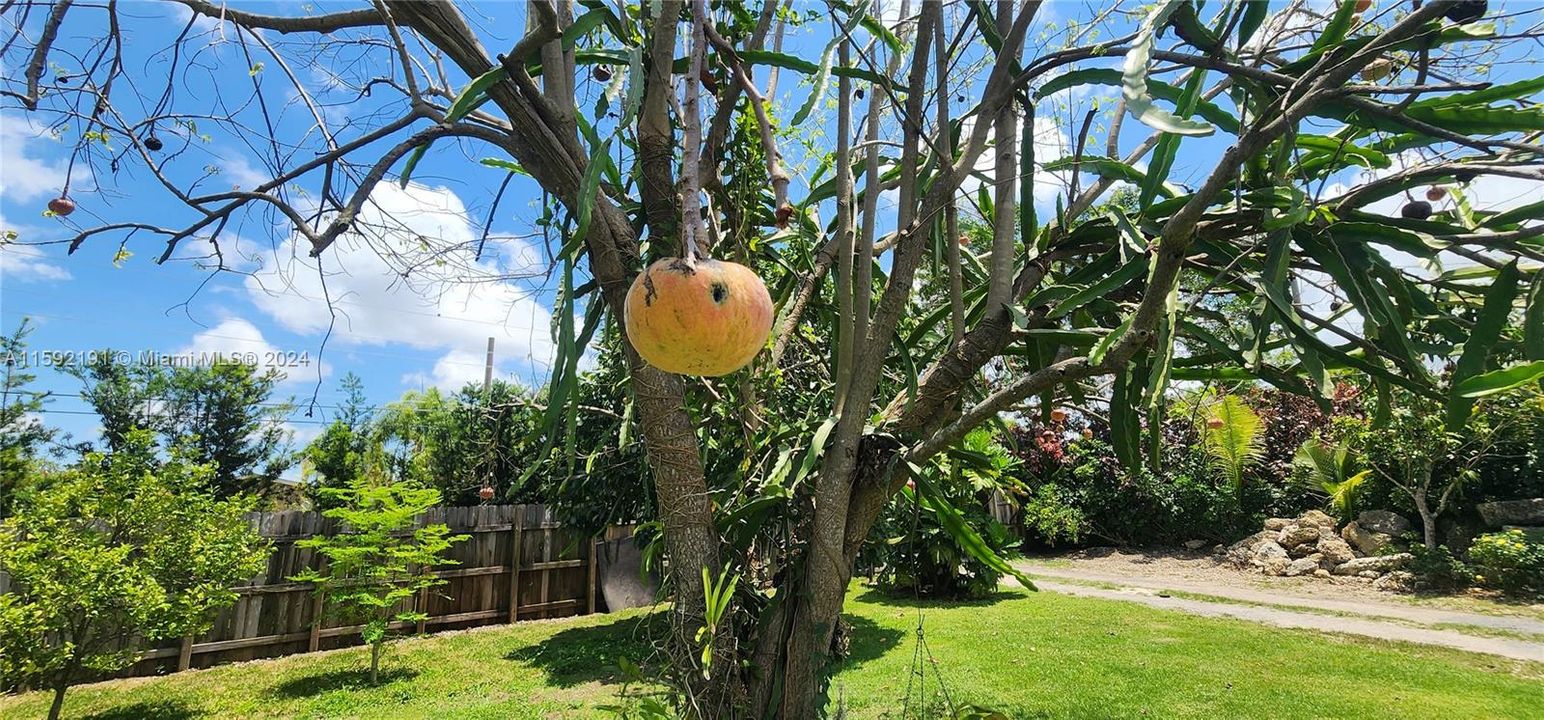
[303, 374, 375, 508]
[0, 432, 268, 720]
[291, 475, 467, 684]
[69, 357, 293, 498]
[1, 319, 57, 518]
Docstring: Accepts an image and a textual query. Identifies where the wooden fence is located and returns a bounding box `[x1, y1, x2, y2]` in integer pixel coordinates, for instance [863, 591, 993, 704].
[102, 504, 627, 678]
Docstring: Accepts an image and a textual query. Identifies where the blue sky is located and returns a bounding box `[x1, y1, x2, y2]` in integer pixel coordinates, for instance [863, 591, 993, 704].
[3, 1, 1540, 457]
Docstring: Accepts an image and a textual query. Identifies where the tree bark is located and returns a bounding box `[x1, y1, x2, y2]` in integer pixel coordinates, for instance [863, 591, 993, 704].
[370, 641, 381, 685]
[48, 682, 67, 720]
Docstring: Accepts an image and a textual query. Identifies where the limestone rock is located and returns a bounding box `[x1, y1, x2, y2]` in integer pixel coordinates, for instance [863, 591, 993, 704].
[1342, 521, 1395, 556]
[1279, 524, 1320, 549]
[1298, 509, 1338, 530]
[1317, 534, 1355, 566]
[1332, 553, 1413, 576]
[1477, 499, 1544, 527]
[1264, 517, 1291, 531]
[1285, 554, 1323, 577]
[1288, 541, 1319, 559]
[1262, 556, 1290, 576]
[1226, 531, 1278, 566]
[1184, 539, 1208, 550]
[1373, 571, 1416, 593]
[1357, 510, 1411, 537]
[1254, 540, 1288, 563]
[1312, 569, 1331, 579]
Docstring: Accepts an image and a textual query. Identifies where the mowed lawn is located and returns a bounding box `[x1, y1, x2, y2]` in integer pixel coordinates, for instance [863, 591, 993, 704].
[3, 586, 1541, 719]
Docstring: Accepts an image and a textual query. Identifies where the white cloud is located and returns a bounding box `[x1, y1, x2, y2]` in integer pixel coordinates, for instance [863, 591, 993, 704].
[0, 115, 70, 203]
[178, 317, 331, 384]
[0, 245, 72, 282]
[244, 182, 558, 391]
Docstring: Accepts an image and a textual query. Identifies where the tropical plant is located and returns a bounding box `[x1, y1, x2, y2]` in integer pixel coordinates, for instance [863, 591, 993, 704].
[290, 475, 467, 685]
[1291, 439, 1370, 520]
[14, 0, 1543, 713]
[0, 433, 268, 720]
[1196, 395, 1265, 489]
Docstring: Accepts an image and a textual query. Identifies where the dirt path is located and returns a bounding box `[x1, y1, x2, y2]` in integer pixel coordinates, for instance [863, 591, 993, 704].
[1012, 551, 1544, 663]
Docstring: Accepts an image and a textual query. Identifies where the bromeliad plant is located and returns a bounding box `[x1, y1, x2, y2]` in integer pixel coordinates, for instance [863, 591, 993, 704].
[291, 475, 467, 685]
[15, 0, 1544, 714]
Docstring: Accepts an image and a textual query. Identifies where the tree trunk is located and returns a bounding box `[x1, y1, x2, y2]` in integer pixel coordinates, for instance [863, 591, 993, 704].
[370, 641, 381, 685]
[1413, 493, 1439, 551]
[48, 681, 67, 720]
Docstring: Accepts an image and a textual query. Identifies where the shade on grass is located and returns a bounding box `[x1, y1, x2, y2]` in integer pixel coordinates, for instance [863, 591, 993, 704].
[1, 586, 1538, 719]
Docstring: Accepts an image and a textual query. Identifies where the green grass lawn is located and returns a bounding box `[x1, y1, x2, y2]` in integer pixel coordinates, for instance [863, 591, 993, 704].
[3, 586, 1540, 719]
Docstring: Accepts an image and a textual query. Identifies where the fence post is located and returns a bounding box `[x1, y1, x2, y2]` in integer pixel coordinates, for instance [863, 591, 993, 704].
[587, 536, 599, 615]
[177, 635, 194, 671]
[508, 507, 524, 623]
[308, 555, 327, 653]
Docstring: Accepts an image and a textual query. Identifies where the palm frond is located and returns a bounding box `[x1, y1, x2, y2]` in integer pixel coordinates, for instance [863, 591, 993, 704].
[1199, 394, 1264, 488]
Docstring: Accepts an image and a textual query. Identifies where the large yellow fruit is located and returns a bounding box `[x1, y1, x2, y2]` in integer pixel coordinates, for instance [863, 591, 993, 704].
[624, 257, 773, 376]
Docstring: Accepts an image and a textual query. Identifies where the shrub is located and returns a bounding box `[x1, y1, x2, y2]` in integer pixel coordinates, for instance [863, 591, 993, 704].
[1469, 530, 1544, 597]
[0, 432, 268, 720]
[1018, 484, 1083, 547]
[1406, 543, 1472, 592]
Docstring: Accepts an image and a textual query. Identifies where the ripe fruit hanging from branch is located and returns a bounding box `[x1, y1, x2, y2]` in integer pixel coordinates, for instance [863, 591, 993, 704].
[1425, 186, 1447, 202]
[1354, 0, 1372, 14]
[1401, 200, 1433, 220]
[1445, 0, 1487, 24]
[1360, 59, 1395, 81]
[144, 135, 163, 152]
[47, 197, 75, 216]
[625, 258, 773, 377]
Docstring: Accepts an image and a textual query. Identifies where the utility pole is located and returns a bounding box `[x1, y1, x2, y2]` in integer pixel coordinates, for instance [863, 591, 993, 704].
[483, 337, 495, 393]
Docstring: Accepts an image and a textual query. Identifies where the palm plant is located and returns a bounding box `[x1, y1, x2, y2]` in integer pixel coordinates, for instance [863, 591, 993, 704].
[1291, 438, 1370, 520]
[1196, 394, 1265, 489]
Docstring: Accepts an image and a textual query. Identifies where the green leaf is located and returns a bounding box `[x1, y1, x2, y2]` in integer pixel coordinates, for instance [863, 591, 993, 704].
[1238, 0, 1270, 45]
[1047, 255, 1147, 319]
[1454, 361, 1544, 399]
[1327, 222, 1444, 259]
[1310, 0, 1360, 56]
[1446, 261, 1521, 429]
[1089, 316, 1133, 366]
[1121, 0, 1214, 137]
[909, 465, 1036, 591]
[562, 8, 610, 49]
[1526, 275, 1544, 362]
[1033, 68, 1238, 134]
[446, 66, 507, 123]
[479, 157, 530, 175]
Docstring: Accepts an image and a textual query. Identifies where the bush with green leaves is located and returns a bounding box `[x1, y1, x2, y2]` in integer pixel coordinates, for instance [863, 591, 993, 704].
[0, 432, 268, 720]
[1469, 530, 1544, 597]
[1406, 543, 1473, 593]
[291, 475, 467, 684]
[864, 430, 1022, 598]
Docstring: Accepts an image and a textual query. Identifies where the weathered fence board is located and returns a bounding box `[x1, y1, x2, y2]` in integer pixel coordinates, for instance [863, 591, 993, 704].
[88, 504, 631, 679]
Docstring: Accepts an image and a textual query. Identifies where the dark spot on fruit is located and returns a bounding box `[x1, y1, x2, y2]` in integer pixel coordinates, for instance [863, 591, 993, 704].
[710, 282, 728, 304]
[642, 272, 658, 306]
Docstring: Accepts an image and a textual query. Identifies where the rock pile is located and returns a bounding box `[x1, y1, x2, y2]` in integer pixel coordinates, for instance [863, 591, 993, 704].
[1221, 509, 1414, 590]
